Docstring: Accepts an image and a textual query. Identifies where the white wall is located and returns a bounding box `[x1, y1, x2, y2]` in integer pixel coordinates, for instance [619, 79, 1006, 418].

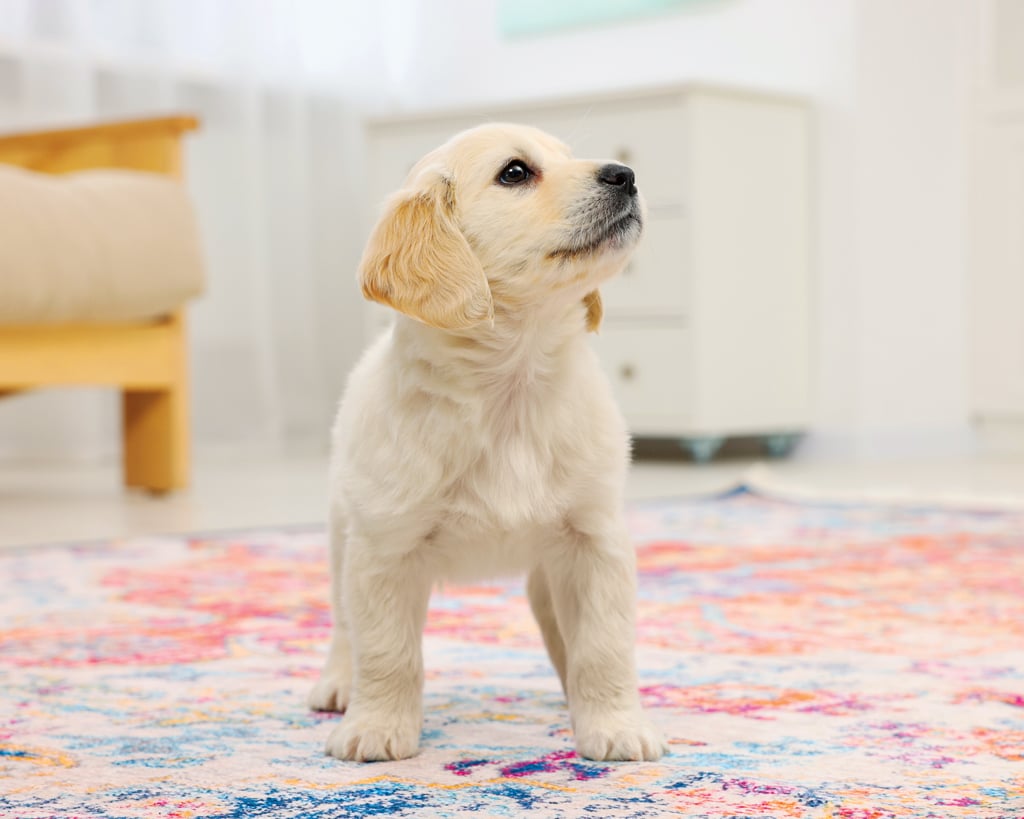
[850, 0, 973, 458]
[377, 0, 853, 110]
[367, 0, 974, 460]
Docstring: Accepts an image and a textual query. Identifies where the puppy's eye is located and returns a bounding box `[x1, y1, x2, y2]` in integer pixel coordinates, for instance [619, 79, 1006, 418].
[497, 161, 533, 186]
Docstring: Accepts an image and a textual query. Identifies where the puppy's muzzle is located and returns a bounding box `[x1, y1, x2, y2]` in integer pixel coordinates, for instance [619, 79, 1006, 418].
[549, 162, 643, 261]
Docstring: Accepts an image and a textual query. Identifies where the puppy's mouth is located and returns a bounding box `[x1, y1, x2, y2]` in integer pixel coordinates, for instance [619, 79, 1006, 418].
[548, 200, 643, 261]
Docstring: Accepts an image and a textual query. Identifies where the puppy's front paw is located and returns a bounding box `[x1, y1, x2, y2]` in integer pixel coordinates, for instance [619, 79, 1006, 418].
[325, 708, 421, 761]
[574, 710, 668, 761]
[308, 669, 351, 713]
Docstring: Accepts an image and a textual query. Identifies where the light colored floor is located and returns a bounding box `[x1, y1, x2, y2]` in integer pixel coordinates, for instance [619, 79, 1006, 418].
[0, 451, 1022, 549]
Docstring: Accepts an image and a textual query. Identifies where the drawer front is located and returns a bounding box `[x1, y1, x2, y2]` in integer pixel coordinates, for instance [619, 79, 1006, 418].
[528, 100, 686, 208]
[590, 324, 689, 429]
[369, 96, 687, 212]
[602, 216, 687, 318]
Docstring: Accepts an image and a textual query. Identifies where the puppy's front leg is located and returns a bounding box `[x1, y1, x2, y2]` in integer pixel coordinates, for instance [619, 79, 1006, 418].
[527, 566, 568, 695]
[324, 533, 431, 762]
[309, 509, 353, 713]
[545, 522, 667, 762]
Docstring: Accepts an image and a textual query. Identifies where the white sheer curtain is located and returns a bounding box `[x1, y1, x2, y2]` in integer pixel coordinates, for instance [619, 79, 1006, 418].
[0, 0, 418, 461]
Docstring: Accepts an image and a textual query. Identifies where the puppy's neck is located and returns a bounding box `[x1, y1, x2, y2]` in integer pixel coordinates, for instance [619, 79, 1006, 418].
[393, 298, 589, 389]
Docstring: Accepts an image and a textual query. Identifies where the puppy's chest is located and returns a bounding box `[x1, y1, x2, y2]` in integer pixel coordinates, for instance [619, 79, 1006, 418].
[443, 385, 579, 528]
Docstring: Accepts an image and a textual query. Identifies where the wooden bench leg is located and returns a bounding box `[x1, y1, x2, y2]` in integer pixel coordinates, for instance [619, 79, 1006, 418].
[122, 384, 189, 493]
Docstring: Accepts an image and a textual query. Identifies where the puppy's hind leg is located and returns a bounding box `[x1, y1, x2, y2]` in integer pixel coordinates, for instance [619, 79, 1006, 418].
[309, 507, 353, 713]
[527, 566, 568, 696]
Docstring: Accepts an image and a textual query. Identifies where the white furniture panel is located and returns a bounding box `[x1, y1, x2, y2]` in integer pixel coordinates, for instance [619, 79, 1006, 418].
[603, 216, 688, 318]
[363, 85, 813, 459]
[529, 100, 688, 207]
[590, 323, 690, 433]
[685, 92, 813, 439]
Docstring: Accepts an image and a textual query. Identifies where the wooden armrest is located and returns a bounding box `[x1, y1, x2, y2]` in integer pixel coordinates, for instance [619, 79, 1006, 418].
[0, 114, 200, 177]
[0, 115, 199, 151]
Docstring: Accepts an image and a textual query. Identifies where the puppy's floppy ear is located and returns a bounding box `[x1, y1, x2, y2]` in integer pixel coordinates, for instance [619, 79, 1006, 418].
[358, 168, 493, 330]
[583, 290, 603, 333]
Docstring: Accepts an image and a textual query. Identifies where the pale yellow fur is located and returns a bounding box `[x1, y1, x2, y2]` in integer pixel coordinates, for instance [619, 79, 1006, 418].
[310, 123, 666, 763]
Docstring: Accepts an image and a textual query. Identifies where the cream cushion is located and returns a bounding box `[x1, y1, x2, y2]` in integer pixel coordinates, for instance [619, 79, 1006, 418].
[0, 165, 204, 324]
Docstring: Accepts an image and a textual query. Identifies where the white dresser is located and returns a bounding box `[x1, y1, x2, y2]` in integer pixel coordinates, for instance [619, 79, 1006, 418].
[363, 85, 813, 460]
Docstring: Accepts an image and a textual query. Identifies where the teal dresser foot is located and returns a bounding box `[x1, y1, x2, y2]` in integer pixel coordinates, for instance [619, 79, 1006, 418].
[680, 436, 724, 463]
[762, 433, 799, 458]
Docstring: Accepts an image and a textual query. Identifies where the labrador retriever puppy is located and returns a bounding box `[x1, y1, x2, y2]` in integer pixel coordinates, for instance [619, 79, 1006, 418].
[309, 123, 667, 763]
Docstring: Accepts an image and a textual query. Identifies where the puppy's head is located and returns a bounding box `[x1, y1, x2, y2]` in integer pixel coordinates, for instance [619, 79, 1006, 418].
[359, 123, 644, 332]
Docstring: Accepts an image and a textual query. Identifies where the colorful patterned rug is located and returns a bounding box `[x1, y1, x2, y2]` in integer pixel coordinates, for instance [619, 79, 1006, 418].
[2, 487, 1022, 818]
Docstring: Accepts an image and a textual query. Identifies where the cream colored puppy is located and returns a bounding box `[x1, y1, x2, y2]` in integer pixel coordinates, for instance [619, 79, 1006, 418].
[310, 123, 667, 763]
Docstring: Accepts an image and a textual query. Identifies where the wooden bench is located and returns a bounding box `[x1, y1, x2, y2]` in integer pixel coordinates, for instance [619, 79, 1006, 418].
[0, 115, 200, 493]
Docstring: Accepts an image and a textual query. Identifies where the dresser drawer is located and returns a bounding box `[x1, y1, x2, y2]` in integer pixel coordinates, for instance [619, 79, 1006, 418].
[602, 216, 688, 318]
[590, 324, 689, 428]
[534, 100, 687, 208]
[369, 98, 686, 214]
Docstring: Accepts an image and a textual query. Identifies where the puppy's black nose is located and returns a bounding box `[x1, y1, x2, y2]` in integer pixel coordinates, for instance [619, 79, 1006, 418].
[597, 163, 637, 196]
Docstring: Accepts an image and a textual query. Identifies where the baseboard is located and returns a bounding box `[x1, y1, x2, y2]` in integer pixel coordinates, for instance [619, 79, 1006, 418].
[796, 423, 977, 462]
[742, 462, 1024, 511]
